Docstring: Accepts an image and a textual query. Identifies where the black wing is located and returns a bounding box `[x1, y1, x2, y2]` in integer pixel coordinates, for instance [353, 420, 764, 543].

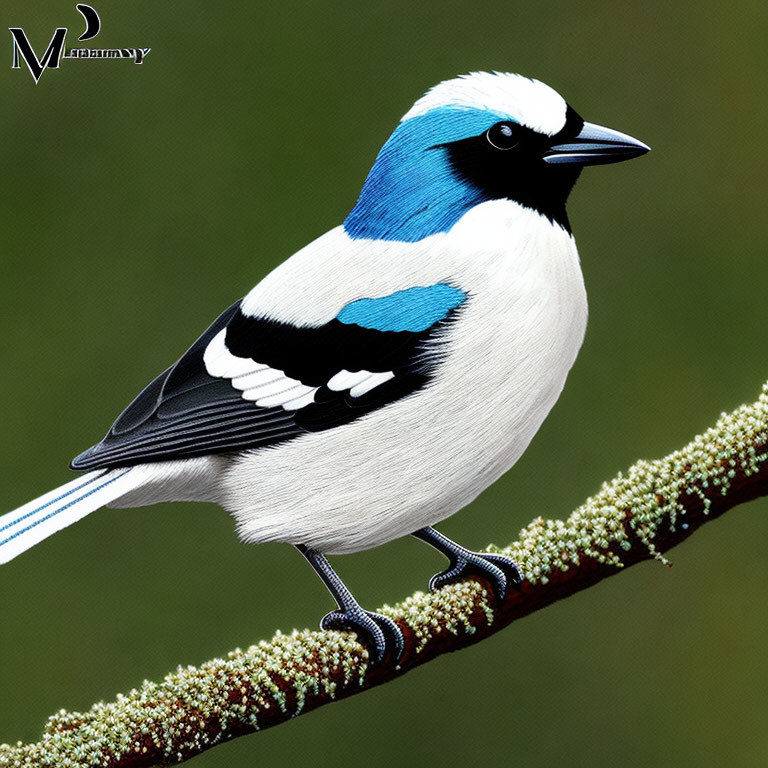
[71, 301, 459, 470]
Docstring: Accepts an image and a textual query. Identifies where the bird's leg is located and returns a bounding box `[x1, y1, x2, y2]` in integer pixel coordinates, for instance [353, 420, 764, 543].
[296, 545, 404, 666]
[411, 526, 522, 601]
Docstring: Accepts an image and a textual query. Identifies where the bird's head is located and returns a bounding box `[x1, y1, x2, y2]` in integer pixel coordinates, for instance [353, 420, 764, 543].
[344, 72, 649, 241]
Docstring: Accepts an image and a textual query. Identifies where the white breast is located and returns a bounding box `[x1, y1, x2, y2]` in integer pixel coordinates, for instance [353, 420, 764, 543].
[222, 200, 587, 554]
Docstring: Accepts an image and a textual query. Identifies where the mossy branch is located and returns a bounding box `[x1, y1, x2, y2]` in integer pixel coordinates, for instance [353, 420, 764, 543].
[2, 381, 768, 768]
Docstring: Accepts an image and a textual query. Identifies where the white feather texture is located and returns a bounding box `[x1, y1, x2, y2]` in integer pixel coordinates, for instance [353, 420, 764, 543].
[0, 457, 234, 564]
[401, 72, 568, 136]
[0, 201, 586, 559]
[225, 199, 587, 553]
[204, 328, 398, 405]
[204, 329, 318, 409]
[71, 198, 584, 556]
[348, 371, 395, 397]
[0, 469, 140, 563]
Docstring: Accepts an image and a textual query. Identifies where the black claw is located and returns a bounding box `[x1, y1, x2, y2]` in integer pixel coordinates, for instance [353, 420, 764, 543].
[320, 608, 405, 666]
[429, 550, 522, 601]
[482, 552, 524, 589]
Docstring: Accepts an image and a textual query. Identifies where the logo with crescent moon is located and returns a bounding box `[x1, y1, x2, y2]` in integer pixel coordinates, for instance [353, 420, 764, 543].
[9, 4, 151, 84]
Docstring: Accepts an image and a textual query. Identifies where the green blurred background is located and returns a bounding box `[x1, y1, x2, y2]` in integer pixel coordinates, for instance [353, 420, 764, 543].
[1, 1, 767, 765]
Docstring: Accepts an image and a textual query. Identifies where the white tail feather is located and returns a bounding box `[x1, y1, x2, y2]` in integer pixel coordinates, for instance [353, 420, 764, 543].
[0, 468, 144, 564]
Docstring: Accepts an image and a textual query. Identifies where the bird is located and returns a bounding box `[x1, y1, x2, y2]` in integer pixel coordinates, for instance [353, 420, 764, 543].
[0, 72, 648, 664]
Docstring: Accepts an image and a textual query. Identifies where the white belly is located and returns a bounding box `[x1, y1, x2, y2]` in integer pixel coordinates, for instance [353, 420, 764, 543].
[221, 201, 588, 553]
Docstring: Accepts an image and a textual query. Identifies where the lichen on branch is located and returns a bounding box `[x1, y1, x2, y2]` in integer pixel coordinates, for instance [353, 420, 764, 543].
[2, 381, 767, 768]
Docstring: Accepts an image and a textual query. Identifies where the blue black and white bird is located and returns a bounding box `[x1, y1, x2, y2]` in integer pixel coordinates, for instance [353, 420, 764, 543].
[0, 72, 648, 663]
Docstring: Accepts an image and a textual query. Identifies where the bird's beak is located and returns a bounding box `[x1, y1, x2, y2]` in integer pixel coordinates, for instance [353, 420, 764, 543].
[542, 122, 650, 166]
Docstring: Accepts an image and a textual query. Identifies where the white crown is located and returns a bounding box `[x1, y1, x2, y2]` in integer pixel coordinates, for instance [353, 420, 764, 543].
[401, 72, 568, 137]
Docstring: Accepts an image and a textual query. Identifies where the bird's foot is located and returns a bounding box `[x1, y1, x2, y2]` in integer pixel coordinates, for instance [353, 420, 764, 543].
[428, 550, 522, 601]
[320, 607, 404, 666]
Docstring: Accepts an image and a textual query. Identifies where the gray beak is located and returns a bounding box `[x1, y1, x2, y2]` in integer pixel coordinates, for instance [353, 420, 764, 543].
[543, 122, 650, 166]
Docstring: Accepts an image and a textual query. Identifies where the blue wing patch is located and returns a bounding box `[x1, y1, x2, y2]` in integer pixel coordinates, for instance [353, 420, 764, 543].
[336, 283, 467, 332]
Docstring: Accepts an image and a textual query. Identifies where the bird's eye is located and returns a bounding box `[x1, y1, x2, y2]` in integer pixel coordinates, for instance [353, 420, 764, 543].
[486, 121, 519, 150]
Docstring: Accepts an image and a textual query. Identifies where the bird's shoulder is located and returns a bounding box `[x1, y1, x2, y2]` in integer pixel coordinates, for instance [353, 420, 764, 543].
[240, 224, 468, 326]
